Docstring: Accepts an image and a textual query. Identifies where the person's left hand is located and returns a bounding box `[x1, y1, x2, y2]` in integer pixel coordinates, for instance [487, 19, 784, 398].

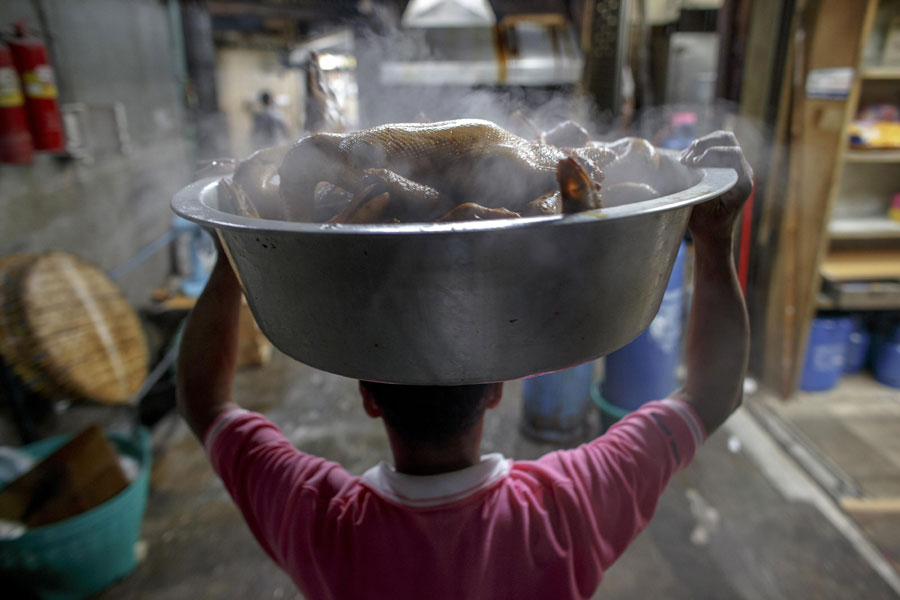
[681, 131, 754, 243]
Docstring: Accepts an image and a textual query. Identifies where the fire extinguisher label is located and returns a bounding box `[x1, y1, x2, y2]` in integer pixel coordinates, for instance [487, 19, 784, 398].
[0, 66, 24, 107]
[22, 65, 58, 99]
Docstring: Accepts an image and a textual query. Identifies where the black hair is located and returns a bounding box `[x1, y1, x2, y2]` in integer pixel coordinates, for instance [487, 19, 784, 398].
[360, 382, 496, 442]
[259, 91, 272, 106]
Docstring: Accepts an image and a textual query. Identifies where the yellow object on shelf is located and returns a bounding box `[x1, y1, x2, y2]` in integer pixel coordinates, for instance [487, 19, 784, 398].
[848, 121, 900, 149]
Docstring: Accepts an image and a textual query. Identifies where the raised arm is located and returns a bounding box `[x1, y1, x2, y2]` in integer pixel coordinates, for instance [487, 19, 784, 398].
[176, 239, 242, 439]
[673, 131, 753, 435]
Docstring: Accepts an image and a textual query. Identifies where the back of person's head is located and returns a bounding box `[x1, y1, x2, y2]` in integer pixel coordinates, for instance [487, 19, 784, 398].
[259, 91, 272, 106]
[359, 382, 499, 442]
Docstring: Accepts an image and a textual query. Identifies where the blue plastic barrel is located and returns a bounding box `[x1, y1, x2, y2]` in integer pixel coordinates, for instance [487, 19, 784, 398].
[844, 318, 871, 374]
[872, 325, 900, 389]
[799, 316, 852, 391]
[601, 241, 687, 412]
[521, 362, 595, 442]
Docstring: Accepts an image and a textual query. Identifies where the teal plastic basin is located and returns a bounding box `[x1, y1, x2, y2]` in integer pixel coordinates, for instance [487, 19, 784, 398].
[590, 381, 631, 432]
[0, 428, 151, 600]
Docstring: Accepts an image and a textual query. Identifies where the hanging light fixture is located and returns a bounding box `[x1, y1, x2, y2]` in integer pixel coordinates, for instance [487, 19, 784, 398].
[400, 0, 496, 28]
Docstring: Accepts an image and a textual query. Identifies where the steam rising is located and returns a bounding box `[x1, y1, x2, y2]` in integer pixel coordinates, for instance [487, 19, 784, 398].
[228, 10, 774, 225]
[202, 16, 775, 386]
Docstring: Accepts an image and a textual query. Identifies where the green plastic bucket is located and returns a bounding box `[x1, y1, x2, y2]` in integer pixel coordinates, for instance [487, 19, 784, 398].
[590, 381, 631, 433]
[0, 428, 151, 600]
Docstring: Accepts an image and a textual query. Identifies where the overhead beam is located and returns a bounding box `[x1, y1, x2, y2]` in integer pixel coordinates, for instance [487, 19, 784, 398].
[207, 1, 355, 21]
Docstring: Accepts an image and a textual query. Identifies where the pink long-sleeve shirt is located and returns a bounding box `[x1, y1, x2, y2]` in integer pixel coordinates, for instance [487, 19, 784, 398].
[205, 399, 705, 600]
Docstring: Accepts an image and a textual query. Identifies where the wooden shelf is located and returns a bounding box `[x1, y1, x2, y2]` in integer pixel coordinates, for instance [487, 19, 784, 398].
[844, 149, 900, 163]
[816, 294, 837, 309]
[821, 248, 900, 281]
[817, 289, 900, 310]
[828, 216, 900, 240]
[861, 65, 900, 79]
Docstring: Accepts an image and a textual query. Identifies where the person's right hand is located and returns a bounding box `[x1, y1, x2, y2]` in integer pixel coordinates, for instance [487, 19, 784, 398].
[680, 131, 753, 243]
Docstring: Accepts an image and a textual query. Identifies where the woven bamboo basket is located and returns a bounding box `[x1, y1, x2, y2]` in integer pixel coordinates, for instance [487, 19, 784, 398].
[0, 252, 148, 404]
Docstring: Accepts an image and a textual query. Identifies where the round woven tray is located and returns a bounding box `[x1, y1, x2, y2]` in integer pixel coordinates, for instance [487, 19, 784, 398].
[0, 252, 148, 404]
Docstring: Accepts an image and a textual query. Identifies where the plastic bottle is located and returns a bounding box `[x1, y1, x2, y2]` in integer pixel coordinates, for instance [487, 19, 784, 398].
[659, 112, 698, 151]
[171, 216, 215, 297]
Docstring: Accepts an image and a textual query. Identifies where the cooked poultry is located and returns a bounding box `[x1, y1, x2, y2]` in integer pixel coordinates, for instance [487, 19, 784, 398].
[219, 52, 344, 220]
[218, 178, 260, 219]
[542, 120, 590, 149]
[278, 119, 603, 222]
[356, 168, 456, 222]
[436, 203, 521, 222]
[557, 157, 603, 214]
[312, 182, 353, 222]
[330, 185, 393, 224]
[522, 192, 562, 217]
[600, 137, 660, 188]
[220, 118, 686, 225]
[222, 144, 290, 219]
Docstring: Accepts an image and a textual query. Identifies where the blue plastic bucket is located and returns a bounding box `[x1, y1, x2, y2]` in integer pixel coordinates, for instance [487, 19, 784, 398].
[602, 241, 687, 411]
[873, 340, 900, 389]
[799, 316, 852, 391]
[844, 319, 871, 374]
[0, 429, 151, 600]
[521, 362, 595, 442]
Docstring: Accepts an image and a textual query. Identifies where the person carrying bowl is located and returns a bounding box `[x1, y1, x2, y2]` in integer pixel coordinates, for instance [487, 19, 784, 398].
[176, 131, 753, 600]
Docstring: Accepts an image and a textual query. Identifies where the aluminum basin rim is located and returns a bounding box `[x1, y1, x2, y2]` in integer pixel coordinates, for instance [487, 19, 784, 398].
[172, 167, 738, 236]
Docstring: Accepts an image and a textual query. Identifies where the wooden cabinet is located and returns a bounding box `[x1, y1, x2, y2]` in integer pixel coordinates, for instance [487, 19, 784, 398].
[751, 0, 899, 397]
[820, 0, 900, 309]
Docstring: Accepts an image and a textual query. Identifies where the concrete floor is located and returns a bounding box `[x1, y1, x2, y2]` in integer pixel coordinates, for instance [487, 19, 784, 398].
[754, 375, 900, 577]
[99, 353, 900, 599]
[760, 374, 900, 499]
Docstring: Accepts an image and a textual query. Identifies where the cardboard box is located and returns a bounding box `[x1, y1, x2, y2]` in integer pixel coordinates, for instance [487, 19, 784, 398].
[0, 425, 128, 528]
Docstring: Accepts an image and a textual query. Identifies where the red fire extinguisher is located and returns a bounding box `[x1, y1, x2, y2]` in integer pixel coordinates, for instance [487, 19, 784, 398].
[7, 23, 64, 152]
[0, 41, 33, 163]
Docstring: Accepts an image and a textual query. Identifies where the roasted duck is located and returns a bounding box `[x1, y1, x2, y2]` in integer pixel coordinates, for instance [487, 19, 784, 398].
[220, 118, 684, 224]
[277, 119, 606, 222]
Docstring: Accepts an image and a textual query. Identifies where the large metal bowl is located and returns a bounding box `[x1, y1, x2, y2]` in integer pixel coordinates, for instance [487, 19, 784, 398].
[172, 162, 736, 384]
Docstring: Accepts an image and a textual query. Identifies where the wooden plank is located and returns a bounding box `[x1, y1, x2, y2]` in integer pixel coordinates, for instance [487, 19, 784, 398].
[793, 416, 899, 483]
[739, 0, 792, 386]
[738, 0, 786, 122]
[842, 505, 900, 576]
[861, 65, 900, 79]
[0, 425, 128, 528]
[828, 216, 900, 239]
[844, 149, 900, 163]
[843, 415, 900, 471]
[816, 293, 837, 309]
[841, 498, 900, 513]
[754, 1, 799, 395]
[861, 478, 900, 499]
[818, 287, 900, 310]
[820, 249, 900, 281]
[817, 293, 900, 310]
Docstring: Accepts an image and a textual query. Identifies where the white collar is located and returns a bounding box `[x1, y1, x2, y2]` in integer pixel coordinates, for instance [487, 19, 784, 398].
[360, 453, 510, 508]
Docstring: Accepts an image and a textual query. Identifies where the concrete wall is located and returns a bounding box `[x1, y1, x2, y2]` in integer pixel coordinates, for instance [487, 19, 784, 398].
[216, 47, 304, 158]
[0, 0, 192, 305]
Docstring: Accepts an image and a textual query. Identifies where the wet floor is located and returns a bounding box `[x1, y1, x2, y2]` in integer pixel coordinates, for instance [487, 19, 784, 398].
[100, 353, 899, 599]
